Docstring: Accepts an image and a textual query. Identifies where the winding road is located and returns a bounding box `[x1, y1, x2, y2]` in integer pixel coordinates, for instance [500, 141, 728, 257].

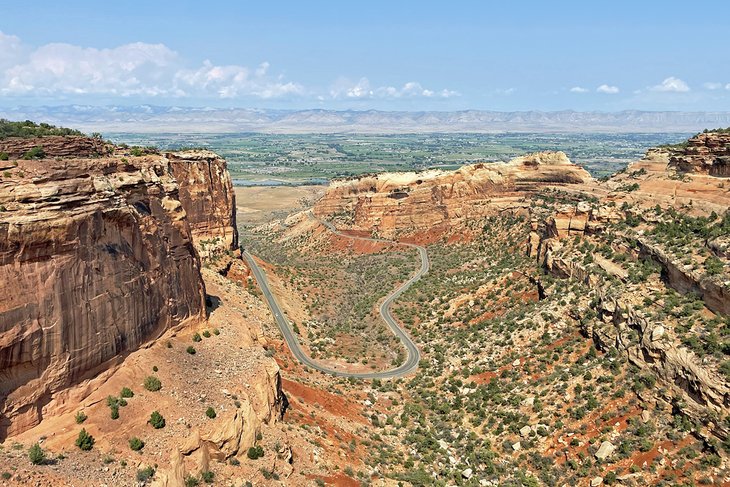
[242, 212, 426, 379]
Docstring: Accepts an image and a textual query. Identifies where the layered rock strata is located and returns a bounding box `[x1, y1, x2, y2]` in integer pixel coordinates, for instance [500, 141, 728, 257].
[669, 131, 730, 177]
[0, 135, 109, 159]
[0, 153, 206, 439]
[314, 151, 592, 238]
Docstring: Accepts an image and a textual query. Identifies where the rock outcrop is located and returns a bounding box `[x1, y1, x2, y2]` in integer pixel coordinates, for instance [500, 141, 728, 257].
[589, 292, 729, 440]
[0, 135, 109, 159]
[314, 151, 591, 238]
[669, 131, 730, 177]
[168, 150, 238, 258]
[0, 150, 206, 439]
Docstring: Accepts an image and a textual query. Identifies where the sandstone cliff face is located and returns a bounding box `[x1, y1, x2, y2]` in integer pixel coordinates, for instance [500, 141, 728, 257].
[314, 151, 591, 238]
[0, 153, 206, 439]
[669, 132, 730, 177]
[0, 135, 109, 159]
[168, 150, 238, 259]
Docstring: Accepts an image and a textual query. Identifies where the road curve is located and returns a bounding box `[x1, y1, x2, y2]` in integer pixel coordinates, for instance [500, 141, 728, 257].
[243, 212, 426, 379]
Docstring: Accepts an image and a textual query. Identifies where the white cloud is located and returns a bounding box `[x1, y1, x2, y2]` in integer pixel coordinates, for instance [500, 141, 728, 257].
[330, 77, 458, 100]
[0, 31, 27, 71]
[650, 77, 690, 93]
[596, 84, 620, 94]
[703, 82, 723, 90]
[174, 60, 303, 99]
[0, 31, 302, 100]
[726, 83, 730, 91]
[569, 86, 589, 93]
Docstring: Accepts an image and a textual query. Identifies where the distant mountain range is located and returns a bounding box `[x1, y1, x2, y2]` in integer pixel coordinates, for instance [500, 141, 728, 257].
[2, 105, 730, 133]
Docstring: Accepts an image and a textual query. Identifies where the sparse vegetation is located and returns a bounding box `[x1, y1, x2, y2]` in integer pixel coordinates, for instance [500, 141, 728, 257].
[28, 443, 46, 465]
[144, 375, 162, 392]
[75, 429, 95, 451]
[128, 437, 145, 451]
[149, 410, 166, 429]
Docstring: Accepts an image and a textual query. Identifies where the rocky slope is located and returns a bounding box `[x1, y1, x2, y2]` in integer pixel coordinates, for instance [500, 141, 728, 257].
[314, 151, 592, 239]
[525, 135, 730, 463]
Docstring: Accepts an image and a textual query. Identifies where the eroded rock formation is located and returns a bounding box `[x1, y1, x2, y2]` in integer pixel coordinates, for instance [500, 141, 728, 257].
[314, 151, 592, 238]
[0, 135, 110, 159]
[0, 150, 206, 439]
[168, 150, 238, 255]
[669, 131, 730, 177]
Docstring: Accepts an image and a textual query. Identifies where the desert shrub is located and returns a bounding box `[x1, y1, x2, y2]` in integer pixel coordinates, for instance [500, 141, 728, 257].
[187, 346, 196, 355]
[0, 152, 8, 160]
[213, 328, 220, 335]
[202, 330, 211, 338]
[136, 466, 155, 482]
[75, 429, 95, 451]
[110, 405, 120, 420]
[144, 376, 162, 392]
[120, 387, 134, 398]
[201, 471, 214, 483]
[28, 443, 46, 465]
[22, 146, 45, 160]
[205, 407, 216, 419]
[129, 437, 145, 451]
[192, 333, 202, 342]
[184, 475, 200, 487]
[149, 410, 166, 429]
[247, 445, 264, 459]
[75, 411, 87, 424]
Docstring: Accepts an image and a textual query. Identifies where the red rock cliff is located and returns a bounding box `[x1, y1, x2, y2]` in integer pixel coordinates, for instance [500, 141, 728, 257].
[168, 150, 238, 259]
[0, 151, 206, 439]
[314, 151, 592, 238]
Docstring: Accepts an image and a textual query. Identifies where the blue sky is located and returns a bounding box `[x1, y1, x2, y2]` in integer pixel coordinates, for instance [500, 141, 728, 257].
[1, 0, 729, 111]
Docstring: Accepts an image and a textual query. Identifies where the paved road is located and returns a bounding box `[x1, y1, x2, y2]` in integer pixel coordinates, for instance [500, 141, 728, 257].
[243, 213, 426, 379]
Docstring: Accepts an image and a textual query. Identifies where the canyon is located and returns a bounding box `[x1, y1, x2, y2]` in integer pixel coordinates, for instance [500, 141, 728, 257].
[1, 126, 729, 486]
[0, 134, 284, 486]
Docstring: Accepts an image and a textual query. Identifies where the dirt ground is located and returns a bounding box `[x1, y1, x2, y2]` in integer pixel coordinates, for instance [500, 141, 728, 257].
[235, 185, 325, 226]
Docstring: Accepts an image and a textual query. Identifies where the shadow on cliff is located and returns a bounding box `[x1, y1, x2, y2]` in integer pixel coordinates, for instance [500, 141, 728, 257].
[205, 294, 221, 318]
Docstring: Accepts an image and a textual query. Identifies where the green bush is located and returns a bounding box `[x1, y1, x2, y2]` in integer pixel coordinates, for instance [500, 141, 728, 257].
[75, 411, 87, 424]
[28, 443, 46, 465]
[136, 466, 155, 482]
[201, 471, 214, 483]
[129, 437, 145, 451]
[192, 333, 202, 342]
[22, 146, 45, 160]
[184, 475, 200, 487]
[149, 410, 166, 429]
[120, 387, 134, 398]
[110, 405, 120, 420]
[247, 445, 264, 460]
[75, 428, 95, 451]
[202, 330, 211, 338]
[144, 376, 162, 392]
[0, 119, 83, 138]
[0, 152, 8, 160]
[186, 346, 197, 355]
[205, 407, 216, 419]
